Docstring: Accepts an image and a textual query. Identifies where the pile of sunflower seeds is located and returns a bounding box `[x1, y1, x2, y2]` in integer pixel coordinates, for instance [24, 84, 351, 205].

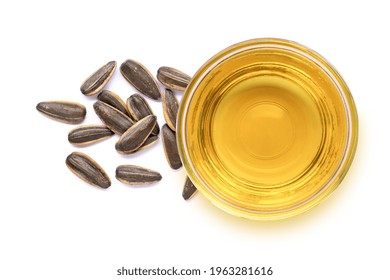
[36, 60, 197, 200]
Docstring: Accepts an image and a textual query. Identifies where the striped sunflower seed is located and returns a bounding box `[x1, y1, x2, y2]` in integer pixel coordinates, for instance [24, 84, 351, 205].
[182, 177, 197, 200]
[157, 66, 191, 91]
[126, 94, 160, 135]
[93, 101, 134, 135]
[36, 101, 86, 124]
[137, 135, 158, 152]
[162, 124, 182, 169]
[162, 89, 179, 131]
[80, 61, 116, 96]
[120, 59, 161, 100]
[127, 135, 159, 154]
[115, 115, 156, 154]
[66, 151, 111, 188]
[97, 90, 130, 117]
[116, 165, 162, 185]
[68, 124, 114, 146]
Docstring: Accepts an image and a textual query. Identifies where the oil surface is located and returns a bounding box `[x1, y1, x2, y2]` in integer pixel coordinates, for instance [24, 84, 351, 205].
[213, 75, 322, 187]
[181, 40, 356, 219]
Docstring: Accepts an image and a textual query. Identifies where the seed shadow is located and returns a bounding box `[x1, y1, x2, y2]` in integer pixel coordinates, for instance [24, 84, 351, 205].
[115, 179, 161, 189]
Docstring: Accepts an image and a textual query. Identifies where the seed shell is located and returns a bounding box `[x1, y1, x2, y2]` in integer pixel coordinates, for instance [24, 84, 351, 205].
[97, 90, 129, 117]
[66, 152, 111, 189]
[116, 165, 162, 185]
[128, 135, 159, 154]
[115, 115, 157, 154]
[126, 94, 160, 135]
[80, 61, 117, 96]
[68, 124, 114, 146]
[162, 124, 182, 169]
[157, 66, 191, 91]
[36, 101, 86, 124]
[138, 135, 159, 151]
[126, 93, 153, 120]
[93, 101, 134, 135]
[162, 89, 179, 131]
[120, 59, 161, 100]
[182, 177, 198, 200]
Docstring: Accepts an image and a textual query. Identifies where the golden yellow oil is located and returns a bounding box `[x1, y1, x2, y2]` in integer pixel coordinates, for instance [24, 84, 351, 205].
[178, 39, 357, 219]
[213, 75, 323, 187]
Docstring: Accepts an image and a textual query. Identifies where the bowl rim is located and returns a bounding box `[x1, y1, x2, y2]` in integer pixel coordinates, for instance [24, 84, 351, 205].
[177, 38, 359, 220]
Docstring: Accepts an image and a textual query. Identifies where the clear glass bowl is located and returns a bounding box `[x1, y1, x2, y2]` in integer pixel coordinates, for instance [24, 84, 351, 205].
[177, 38, 358, 220]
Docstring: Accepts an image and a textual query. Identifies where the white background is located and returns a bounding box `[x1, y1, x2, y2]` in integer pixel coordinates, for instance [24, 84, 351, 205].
[1, 1, 389, 279]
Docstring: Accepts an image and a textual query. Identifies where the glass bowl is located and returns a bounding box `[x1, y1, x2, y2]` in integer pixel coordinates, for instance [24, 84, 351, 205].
[177, 38, 358, 220]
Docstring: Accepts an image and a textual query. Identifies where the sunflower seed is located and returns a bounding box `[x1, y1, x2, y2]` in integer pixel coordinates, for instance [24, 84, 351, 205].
[157, 66, 191, 91]
[93, 101, 134, 135]
[162, 89, 179, 131]
[80, 61, 116, 96]
[126, 94, 160, 135]
[137, 135, 159, 152]
[66, 152, 111, 188]
[162, 124, 182, 169]
[68, 124, 114, 146]
[182, 177, 198, 200]
[127, 135, 159, 154]
[115, 115, 156, 154]
[120, 59, 161, 100]
[36, 101, 86, 124]
[116, 165, 162, 185]
[97, 90, 129, 117]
